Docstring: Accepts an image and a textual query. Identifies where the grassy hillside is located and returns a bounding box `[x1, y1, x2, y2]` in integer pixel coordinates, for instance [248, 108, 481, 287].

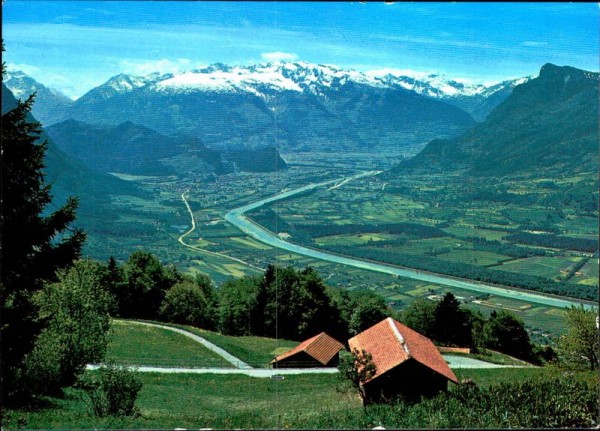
[3, 367, 595, 429]
[138, 321, 299, 368]
[106, 321, 233, 368]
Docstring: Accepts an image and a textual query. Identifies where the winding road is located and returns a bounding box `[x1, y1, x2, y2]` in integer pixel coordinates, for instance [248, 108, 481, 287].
[178, 191, 264, 271]
[224, 173, 595, 310]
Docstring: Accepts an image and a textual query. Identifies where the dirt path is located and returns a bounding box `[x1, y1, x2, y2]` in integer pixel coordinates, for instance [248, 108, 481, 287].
[86, 364, 339, 377]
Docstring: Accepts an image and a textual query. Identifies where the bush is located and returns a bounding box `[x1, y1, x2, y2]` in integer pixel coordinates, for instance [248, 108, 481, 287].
[24, 260, 112, 394]
[81, 363, 143, 417]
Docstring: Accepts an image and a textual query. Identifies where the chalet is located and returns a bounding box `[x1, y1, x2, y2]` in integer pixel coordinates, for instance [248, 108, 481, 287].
[270, 332, 344, 368]
[348, 317, 458, 403]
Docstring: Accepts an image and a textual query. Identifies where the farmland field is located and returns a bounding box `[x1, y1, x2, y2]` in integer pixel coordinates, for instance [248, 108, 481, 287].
[490, 256, 580, 278]
[76, 152, 597, 341]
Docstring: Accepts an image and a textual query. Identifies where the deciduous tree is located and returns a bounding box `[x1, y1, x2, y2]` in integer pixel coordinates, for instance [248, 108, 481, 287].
[559, 305, 599, 370]
[482, 310, 533, 361]
[24, 260, 111, 394]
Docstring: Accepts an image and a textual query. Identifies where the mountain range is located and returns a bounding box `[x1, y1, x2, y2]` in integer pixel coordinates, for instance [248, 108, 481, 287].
[1, 84, 142, 211]
[4, 62, 595, 181]
[4, 63, 528, 154]
[394, 64, 599, 178]
[44, 119, 287, 176]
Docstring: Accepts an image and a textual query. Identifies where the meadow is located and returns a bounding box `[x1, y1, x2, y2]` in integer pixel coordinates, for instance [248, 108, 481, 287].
[106, 321, 233, 368]
[4, 368, 595, 429]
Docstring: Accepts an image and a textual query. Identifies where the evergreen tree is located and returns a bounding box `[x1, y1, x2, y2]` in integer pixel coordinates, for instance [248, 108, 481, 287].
[433, 293, 473, 347]
[1, 91, 85, 402]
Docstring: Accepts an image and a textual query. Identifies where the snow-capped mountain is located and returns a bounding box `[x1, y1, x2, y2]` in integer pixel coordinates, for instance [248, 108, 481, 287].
[74, 62, 527, 121]
[150, 62, 385, 97]
[3, 70, 74, 125]
[9, 62, 533, 154]
[76, 72, 170, 104]
[98, 61, 525, 101]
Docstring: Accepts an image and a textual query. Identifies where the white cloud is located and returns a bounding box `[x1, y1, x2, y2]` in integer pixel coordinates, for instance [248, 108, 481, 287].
[520, 41, 548, 47]
[118, 58, 205, 76]
[6, 62, 42, 75]
[260, 51, 299, 62]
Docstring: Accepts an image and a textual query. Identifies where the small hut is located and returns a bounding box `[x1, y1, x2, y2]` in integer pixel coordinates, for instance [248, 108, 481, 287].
[271, 332, 344, 368]
[348, 317, 458, 403]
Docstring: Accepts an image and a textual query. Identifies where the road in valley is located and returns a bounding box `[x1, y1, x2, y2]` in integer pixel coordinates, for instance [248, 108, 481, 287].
[178, 191, 264, 271]
[224, 173, 596, 310]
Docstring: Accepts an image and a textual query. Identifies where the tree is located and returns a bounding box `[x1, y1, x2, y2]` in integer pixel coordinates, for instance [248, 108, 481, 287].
[263, 266, 339, 340]
[482, 310, 534, 361]
[194, 272, 218, 329]
[218, 275, 262, 335]
[559, 305, 599, 370]
[99, 256, 125, 316]
[398, 298, 437, 339]
[433, 293, 473, 347]
[338, 348, 377, 405]
[119, 251, 181, 319]
[1, 89, 85, 402]
[23, 260, 112, 395]
[160, 279, 212, 328]
[348, 291, 391, 335]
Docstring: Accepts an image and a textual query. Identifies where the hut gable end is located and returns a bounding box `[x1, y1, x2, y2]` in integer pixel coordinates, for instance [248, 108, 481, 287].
[348, 317, 458, 385]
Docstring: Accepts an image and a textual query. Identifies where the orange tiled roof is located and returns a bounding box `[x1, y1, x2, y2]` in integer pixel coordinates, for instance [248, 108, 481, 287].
[271, 332, 344, 365]
[348, 317, 458, 384]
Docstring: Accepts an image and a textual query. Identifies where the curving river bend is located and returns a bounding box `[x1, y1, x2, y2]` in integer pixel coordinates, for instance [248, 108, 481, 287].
[224, 172, 596, 310]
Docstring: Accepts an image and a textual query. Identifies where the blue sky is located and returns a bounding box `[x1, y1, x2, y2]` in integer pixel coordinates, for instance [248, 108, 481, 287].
[3, 1, 598, 99]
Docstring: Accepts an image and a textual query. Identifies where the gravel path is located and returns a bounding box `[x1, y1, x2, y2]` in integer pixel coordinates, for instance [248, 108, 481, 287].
[443, 355, 529, 369]
[86, 364, 338, 377]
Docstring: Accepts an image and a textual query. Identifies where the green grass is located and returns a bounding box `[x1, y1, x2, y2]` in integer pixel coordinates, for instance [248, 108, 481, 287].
[2, 373, 359, 429]
[161, 323, 299, 367]
[443, 225, 507, 241]
[4, 367, 595, 429]
[106, 321, 234, 368]
[574, 258, 599, 286]
[436, 249, 510, 266]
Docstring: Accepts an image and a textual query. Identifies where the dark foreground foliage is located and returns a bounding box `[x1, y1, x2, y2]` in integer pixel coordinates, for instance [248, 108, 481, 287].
[313, 376, 599, 429]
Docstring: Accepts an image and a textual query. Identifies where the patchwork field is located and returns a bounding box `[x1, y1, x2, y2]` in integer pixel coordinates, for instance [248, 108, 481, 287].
[79, 159, 597, 343]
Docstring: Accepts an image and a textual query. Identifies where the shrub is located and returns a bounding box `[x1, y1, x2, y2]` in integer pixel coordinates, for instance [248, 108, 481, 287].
[24, 260, 112, 394]
[81, 363, 143, 417]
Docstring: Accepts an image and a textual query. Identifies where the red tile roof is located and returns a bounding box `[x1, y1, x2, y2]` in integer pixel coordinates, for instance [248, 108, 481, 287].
[271, 332, 344, 366]
[348, 317, 458, 384]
